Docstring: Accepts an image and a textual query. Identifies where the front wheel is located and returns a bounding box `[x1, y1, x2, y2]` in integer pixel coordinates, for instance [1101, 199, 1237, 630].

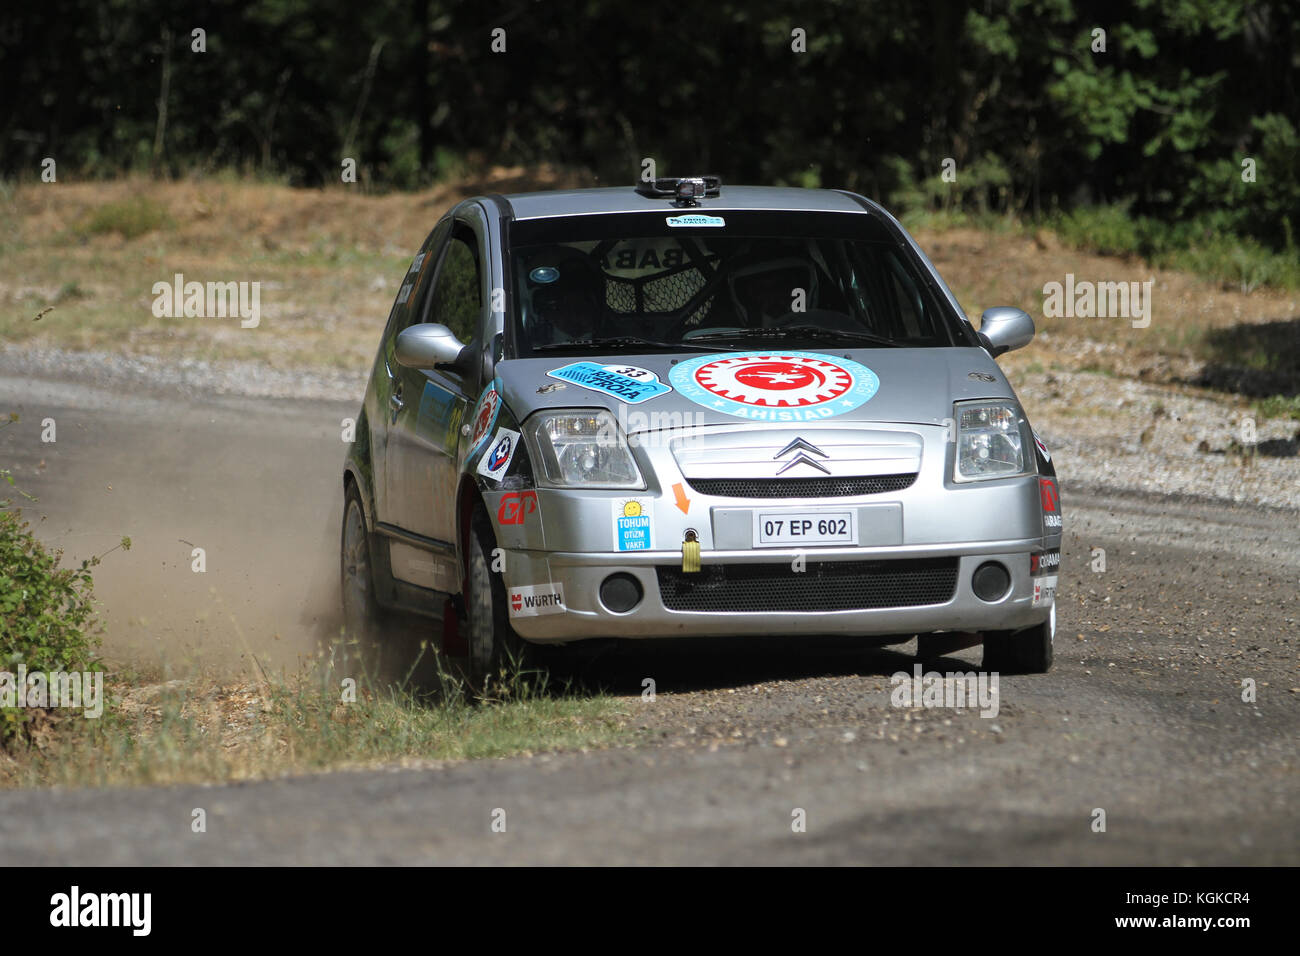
[466, 506, 543, 694]
[982, 603, 1055, 674]
[341, 481, 388, 641]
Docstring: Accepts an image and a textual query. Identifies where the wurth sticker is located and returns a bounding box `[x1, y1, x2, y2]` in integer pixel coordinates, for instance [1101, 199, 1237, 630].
[1033, 430, 1051, 461]
[668, 351, 879, 421]
[508, 583, 566, 618]
[1032, 575, 1058, 607]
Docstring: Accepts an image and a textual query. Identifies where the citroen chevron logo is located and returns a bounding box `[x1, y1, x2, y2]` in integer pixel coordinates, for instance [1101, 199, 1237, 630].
[774, 437, 830, 475]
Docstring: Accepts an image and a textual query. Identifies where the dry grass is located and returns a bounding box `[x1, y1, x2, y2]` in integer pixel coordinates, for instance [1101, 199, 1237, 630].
[0, 166, 585, 369]
[0, 651, 629, 789]
[914, 226, 1300, 391]
[4, 175, 1295, 386]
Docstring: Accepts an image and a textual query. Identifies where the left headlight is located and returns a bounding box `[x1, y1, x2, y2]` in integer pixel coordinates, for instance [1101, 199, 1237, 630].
[522, 409, 644, 488]
[953, 400, 1029, 482]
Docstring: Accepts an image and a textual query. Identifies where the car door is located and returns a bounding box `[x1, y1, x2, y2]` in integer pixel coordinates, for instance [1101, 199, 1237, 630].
[383, 218, 485, 592]
[372, 219, 450, 529]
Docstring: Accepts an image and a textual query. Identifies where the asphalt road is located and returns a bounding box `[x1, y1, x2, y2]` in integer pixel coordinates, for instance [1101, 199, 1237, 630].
[0, 373, 1297, 864]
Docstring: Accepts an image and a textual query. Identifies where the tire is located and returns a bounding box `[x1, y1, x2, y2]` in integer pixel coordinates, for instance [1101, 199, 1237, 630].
[466, 506, 542, 694]
[982, 603, 1055, 674]
[340, 481, 389, 649]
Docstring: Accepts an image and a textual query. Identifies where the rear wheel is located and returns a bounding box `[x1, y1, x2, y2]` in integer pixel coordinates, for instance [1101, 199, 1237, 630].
[982, 603, 1055, 674]
[466, 506, 542, 694]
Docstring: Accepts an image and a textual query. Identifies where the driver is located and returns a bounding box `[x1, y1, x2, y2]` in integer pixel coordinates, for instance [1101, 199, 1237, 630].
[528, 253, 606, 343]
[728, 257, 819, 327]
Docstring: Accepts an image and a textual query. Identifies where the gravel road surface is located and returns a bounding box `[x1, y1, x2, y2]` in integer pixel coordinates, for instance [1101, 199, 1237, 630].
[0, 367, 1296, 865]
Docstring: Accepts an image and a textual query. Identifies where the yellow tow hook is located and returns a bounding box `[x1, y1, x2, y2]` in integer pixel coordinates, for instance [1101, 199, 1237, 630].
[681, 528, 701, 573]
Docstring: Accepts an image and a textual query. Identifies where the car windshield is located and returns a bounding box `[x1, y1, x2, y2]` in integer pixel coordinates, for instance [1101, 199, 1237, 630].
[507, 210, 967, 357]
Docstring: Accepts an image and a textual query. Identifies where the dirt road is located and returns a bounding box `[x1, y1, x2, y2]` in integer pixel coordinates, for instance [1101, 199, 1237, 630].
[0, 370, 1296, 864]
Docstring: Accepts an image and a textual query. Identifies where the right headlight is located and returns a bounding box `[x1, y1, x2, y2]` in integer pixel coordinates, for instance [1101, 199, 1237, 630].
[522, 409, 645, 488]
[953, 400, 1028, 482]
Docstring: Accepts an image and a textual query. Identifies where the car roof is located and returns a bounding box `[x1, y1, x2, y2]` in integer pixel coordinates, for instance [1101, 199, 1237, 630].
[496, 185, 875, 221]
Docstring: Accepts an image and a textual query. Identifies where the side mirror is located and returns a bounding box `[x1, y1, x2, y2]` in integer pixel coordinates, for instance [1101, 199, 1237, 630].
[979, 307, 1035, 356]
[395, 323, 467, 370]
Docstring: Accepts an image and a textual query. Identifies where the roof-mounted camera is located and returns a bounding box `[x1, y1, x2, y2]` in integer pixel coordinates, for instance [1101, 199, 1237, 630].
[634, 175, 722, 207]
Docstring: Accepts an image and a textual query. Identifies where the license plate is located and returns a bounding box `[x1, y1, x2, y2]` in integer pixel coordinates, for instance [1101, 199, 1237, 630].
[753, 510, 858, 548]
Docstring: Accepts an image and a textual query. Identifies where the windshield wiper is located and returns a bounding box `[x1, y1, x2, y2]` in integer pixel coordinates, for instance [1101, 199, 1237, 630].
[686, 325, 902, 347]
[532, 336, 737, 353]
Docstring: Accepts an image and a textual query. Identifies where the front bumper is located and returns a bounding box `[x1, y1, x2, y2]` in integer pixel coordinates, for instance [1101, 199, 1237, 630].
[505, 539, 1050, 642]
[491, 421, 1059, 643]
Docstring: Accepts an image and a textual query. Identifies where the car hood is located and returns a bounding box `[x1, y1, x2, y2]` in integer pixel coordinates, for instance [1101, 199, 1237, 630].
[496, 347, 1016, 434]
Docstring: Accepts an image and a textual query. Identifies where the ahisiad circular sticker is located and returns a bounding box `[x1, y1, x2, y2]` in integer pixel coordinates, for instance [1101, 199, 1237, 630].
[468, 385, 501, 456]
[668, 351, 879, 421]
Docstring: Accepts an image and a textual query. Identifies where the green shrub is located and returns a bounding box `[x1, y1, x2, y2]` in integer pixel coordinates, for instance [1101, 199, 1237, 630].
[80, 196, 173, 239]
[1254, 395, 1300, 421]
[1157, 236, 1300, 293]
[0, 446, 128, 745]
[1051, 205, 1149, 258]
[1048, 204, 1300, 292]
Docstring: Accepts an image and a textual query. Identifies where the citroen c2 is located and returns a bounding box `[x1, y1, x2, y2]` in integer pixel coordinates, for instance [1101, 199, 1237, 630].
[340, 177, 1062, 686]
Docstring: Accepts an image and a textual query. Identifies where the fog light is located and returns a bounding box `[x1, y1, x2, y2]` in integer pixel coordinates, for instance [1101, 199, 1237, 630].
[972, 562, 1011, 602]
[599, 573, 643, 613]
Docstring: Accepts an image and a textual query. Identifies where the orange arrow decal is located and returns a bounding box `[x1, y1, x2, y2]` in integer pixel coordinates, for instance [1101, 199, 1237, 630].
[672, 482, 691, 514]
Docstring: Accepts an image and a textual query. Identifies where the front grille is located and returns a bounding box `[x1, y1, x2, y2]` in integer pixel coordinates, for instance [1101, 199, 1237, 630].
[684, 473, 917, 498]
[657, 557, 959, 613]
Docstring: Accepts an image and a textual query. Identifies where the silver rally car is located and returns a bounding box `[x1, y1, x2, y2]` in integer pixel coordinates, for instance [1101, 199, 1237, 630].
[341, 176, 1062, 685]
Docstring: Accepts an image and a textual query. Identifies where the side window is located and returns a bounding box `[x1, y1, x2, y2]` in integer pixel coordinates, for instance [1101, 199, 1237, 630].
[425, 232, 482, 343]
[387, 220, 450, 342]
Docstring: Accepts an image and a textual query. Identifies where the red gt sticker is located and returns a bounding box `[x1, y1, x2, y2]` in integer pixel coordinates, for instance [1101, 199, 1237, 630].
[497, 490, 538, 525]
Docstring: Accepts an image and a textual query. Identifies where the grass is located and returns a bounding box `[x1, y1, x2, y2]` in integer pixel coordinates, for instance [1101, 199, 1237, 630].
[1048, 205, 1300, 293]
[1254, 395, 1300, 421]
[3, 172, 1296, 389]
[0, 646, 629, 788]
[79, 196, 173, 239]
[1075, 364, 1117, 378]
[0, 171, 580, 367]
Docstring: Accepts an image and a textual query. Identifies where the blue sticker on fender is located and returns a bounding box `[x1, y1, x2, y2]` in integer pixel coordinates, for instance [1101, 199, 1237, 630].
[546, 363, 671, 404]
[668, 351, 879, 421]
